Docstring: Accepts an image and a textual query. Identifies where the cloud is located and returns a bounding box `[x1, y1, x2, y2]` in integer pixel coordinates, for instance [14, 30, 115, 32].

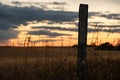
[99, 13, 120, 20]
[0, 29, 19, 42]
[88, 12, 100, 18]
[31, 26, 78, 32]
[102, 28, 120, 33]
[28, 30, 71, 37]
[97, 25, 120, 28]
[11, 1, 67, 6]
[0, 3, 77, 30]
[10, 1, 67, 11]
[31, 25, 120, 34]
[11, 1, 22, 5]
[0, 2, 119, 43]
[0, 3, 75, 42]
[89, 24, 120, 28]
[88, 25, 120, 33]
[88, 12, 120, 20]
[1, 2, 119, 30]
[89, 22, 104, 25]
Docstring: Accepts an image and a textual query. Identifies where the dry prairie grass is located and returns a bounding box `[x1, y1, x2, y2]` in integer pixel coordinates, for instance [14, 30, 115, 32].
[0, 47, 120, 80]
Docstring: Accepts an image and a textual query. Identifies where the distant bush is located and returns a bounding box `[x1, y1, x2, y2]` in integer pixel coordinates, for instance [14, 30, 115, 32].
[116, 44, 120, 50]
[72, 44, 78, 47]
[95, 42, 115, 50]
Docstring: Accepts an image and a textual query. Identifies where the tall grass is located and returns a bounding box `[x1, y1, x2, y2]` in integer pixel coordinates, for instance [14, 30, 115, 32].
[0, 47, 120, 80]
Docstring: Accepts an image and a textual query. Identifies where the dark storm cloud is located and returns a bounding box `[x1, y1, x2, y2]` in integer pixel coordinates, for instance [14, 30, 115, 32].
[102, 28, 120, 33]
[88, 28, 101, 33]
[90, 24, 120, 28]
[99, 25, 120, 33]
[1, 3, 119, 30]
[31, 26, 78, 32]
[0, 3, 77, 30]
[0, 2, 75, 42]
[0, 2, 120, 43]
[11, 1, 22, 5]
[88, 25, 120, 33]
[10, 1, 67, 10]
[31, 25, 120, 33]
[28, 30, 71, 37]
[88, 12, 101, 18]
[11, 1, 67, 6]
[0, 29, 19, 42]
[97, 25, 120, 28]
[31, 25, 120, 34]
[99, 13, 120, 20]
[52, 2, 67, 5]
[88, 12, 120, 20]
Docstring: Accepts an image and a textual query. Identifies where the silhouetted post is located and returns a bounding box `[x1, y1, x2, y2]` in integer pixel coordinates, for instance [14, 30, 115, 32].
[78, 4, 88, 80]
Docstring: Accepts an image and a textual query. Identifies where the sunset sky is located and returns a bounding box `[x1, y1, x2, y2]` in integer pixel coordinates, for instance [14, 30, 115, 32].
[0, 0, 120, 46]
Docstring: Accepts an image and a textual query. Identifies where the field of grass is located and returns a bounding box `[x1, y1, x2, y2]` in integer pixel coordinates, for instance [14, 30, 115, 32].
[0, 47, 120, 80]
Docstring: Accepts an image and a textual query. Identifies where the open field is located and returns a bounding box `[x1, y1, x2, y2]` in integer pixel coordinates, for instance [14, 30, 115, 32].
[0, 47, 120, 80]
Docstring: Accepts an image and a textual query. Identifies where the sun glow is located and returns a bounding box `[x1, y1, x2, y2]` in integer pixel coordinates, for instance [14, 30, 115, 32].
[6, 17, 120, 47]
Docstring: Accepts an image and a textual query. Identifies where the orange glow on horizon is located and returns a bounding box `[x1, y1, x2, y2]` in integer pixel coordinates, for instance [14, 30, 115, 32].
[1, 16, 120, 47]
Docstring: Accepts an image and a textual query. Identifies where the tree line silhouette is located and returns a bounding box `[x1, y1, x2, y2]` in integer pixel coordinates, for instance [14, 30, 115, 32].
[72, 42, 120, 50]
[94, 42, 120, 50]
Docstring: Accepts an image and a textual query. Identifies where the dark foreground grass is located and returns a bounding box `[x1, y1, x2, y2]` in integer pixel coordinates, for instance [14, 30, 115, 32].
[87, 59, 120, 80]
[0, 59, 120, 80]
[0, 60, 77, 80]
[0, 47, 120, 80]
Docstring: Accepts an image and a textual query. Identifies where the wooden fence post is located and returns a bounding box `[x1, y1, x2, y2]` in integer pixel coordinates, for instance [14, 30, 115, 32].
[78, 4, 88, 80]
